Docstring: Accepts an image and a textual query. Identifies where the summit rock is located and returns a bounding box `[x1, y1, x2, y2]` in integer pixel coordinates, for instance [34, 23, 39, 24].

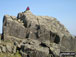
[1, 10, 76, 57]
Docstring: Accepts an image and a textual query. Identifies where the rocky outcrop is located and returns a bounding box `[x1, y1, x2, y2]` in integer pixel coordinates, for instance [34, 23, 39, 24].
[0, 42, 16, 53]
[3, 15, 26, 39]
[20, 39, 50, 57]
[1, 10, 76, 57]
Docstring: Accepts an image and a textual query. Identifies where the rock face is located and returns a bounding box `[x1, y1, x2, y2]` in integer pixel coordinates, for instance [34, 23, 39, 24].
[3, 15, 26, 39]
[1, 10, 76, 57]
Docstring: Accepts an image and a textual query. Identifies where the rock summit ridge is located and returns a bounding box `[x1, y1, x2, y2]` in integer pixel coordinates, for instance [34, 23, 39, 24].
[0, 10, 76, 57]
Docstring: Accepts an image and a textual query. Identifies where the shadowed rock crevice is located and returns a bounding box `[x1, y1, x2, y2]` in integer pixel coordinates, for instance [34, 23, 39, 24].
[20, 16, 28, 28]
[40, 42, 47, 47]
[54, 35, 60, 44]
[16, 46, 21, 52]
[26, 33, 30, 38]
[36, 25, 40, 30]
[34, 25, 41, 39]
[17, 14, 28, 28]
[50, 31, 60, 44]
[49, 49, 55, 57]
[35, 32, 39, 38]
[27, 55, 30, 57]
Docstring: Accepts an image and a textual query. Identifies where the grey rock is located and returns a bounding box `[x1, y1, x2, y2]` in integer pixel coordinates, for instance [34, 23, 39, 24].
[61, 37, 76, 52]
[20, 50, 27, 57]
[6, 44, 12, 53]
[50, 43, 60, 56]
[3, 11, 72, 43]
[12, 46, 16, 54]
[2, 10, 76, 57]
[3, 15, 27, 40]
[19, 39, 58, 57]
[17, 11, 61, 45]
[2, 46, 6, 53]
[14, 41, 18, 46]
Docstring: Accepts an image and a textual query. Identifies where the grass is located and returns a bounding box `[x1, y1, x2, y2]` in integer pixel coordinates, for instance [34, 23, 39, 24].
[0, 51, 21, 57]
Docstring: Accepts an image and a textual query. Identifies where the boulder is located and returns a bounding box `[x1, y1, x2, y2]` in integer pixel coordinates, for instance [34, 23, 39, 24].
[3, 15, 26, 40]
[19, 39, 51, 57]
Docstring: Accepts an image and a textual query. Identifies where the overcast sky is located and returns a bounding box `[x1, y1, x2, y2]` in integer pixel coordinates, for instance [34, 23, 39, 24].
[0, 0, 76, 35]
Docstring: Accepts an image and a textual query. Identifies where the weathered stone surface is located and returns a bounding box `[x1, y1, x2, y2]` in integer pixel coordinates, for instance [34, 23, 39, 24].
[1, 10, 76, 57]
[6, 44, 12, 53]
[17, 10, 75, 53]
[0, 42, 17, 54]
[50, 43, 60, 56]
[12, 46, 16, 54]
[3, 10, 72, 42]
[2, 46, 6, 53]
[19, 39, 52, 57]
[61, 37, 76, 52]
[3, 15, 26, 39]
